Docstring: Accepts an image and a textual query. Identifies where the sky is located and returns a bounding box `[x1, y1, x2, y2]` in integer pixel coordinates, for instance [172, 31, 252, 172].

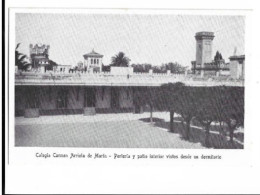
[16, 13, 245, 67]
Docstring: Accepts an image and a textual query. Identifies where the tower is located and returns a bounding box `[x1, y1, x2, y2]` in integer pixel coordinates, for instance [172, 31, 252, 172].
[83, 49, 103, 72]
[29, 43, 50, 71]
[195, 32, 214, 76]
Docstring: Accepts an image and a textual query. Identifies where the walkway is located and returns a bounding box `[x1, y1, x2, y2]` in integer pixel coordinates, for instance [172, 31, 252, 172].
[15, 112, 205, 148]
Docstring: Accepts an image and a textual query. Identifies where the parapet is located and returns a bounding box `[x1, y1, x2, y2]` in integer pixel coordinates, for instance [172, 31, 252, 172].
[195, 32, 215, 40]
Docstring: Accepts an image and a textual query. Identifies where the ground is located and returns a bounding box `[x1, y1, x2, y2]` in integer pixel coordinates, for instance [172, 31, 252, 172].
[15, 112, 243, 149]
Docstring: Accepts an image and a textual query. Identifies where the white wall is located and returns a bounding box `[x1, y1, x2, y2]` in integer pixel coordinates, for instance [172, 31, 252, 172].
[110, 67, 133, 75]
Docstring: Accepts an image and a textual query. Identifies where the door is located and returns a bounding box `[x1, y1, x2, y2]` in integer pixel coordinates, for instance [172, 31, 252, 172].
[111, 87, 120, 109]
[85, 88, 96, 107]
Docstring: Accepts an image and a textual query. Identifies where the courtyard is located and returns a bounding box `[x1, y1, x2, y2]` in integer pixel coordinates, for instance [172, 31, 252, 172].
[15, 112, 243, 149]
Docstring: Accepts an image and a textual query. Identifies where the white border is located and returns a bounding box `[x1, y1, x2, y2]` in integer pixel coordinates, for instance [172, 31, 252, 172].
[5, 4, 260, 194]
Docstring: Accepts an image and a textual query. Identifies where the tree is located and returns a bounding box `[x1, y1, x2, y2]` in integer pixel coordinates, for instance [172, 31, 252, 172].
[132, 63, 152, 73]
[15, 43, 30, 70]
[158, 82, 185, 132]
[214, 51, 223, 61]
[111, 52, 131, 67]
[175, 86, 197, 140]
[165, 62, 187, 74]
[214, 86, 244, 144]
[133, 87, 158, 123]
[194, 87, 218, 147]
[45, 60, 58, 71]
[102, 64, 111, 72]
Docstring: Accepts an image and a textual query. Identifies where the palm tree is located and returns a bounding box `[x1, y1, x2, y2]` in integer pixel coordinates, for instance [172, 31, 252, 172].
[15, 43, 30, 70]
[111, 52, 131, 67]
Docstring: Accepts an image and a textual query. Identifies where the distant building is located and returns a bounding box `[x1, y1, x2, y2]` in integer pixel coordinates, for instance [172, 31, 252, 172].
[54, 64, 72, 73]
[29, 43, 50, 72]
[83, 49, 103, 72]
[229, 55, 245, 79]
[191, 32, 230, 76]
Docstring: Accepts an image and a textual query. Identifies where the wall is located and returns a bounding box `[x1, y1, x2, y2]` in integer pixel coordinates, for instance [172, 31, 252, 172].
[230, 61, 241, 79]
[110, 67, 134, 75]
[15, 86, 135, 116]
[95, 87, 111, 108]
[119, 87, 134, 108]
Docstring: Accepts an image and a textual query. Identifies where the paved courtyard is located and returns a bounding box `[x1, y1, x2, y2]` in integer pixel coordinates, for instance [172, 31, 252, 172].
[15, 112, 205, 148]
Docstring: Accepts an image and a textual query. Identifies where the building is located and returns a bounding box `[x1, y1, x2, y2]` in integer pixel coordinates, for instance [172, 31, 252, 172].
[191, 32, 230, 76]
[54, 64, 72, 73]
[15, 42, 244, 118]
[83, 49, 103, 72]
[229, 55, 245, 79]
[29, 43, 50, 72]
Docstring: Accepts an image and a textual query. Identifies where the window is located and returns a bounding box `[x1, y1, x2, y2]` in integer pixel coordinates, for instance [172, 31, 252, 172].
[97, 59, 99, 64]
[94, 59, 96, 64]
[91, 59, 93, 64]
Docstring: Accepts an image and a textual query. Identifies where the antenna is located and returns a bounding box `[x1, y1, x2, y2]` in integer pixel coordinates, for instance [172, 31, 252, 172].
[233, 47, 237, 56]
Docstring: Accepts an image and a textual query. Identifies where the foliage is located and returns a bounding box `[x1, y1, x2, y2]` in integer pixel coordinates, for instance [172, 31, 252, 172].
[132, 63, 152, 73]
[45, 60, 58, 71]
[111, 52, 131, 67]
[214, 51, 223, 61]
[164, 62, 187, 74]
[158, 82, 185, 132]
[157, 84, 244, 144]
[15, 43, 31, 70]
[213, 86, 244, 143]
[133, 87, 158, 122]
[132, 62, 187, 73]
[102, 64, 111, 72]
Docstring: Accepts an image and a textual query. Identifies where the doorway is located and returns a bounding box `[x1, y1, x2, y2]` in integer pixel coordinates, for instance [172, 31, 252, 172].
[111, 87, 120, 110]
[85, 88, 96, 107]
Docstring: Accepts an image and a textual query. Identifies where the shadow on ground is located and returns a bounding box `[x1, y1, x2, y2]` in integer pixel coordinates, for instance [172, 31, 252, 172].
[139, 117, 243, 149]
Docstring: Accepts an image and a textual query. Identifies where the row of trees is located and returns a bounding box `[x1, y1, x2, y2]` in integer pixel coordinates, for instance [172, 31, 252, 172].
[134, 83, 244, 147]
[108, 52, 187, 73]
[132, 62, 187, 73]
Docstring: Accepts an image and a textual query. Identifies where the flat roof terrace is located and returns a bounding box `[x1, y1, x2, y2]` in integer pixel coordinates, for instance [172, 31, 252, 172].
[15, 71, 244, 87]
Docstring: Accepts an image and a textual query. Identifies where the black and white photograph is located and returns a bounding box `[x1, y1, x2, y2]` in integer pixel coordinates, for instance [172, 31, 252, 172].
[4, 1, 260, 194]
[14, 12, 245, 149]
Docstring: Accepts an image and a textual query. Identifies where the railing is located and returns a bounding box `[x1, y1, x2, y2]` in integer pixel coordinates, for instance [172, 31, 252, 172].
[15, 71, 244, 87]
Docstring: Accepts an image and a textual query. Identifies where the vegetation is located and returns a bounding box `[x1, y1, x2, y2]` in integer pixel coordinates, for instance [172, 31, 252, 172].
[45, 60, 58, 71]
[132, 62, 187, 74]
[214, 51, 223, 61]
[133, 87, 158, 122]
[111, 52, 131, 67]
[157, 82, 185, 133]
[15, 43, 31, 70]
[145, 83, 244, 147]
[132, 63, 152, 73]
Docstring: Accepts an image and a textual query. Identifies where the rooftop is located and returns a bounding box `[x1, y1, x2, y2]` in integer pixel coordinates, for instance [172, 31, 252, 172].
[195, 31, 215, 40]
[15, 71, 244, 87]
[229, 55, 245, 60]
[83, 49, 103, 58]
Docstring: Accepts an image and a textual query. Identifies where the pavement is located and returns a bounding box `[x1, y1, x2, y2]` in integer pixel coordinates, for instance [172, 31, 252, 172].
[15, 112, 205, 148]
[15, 112, 243, 148]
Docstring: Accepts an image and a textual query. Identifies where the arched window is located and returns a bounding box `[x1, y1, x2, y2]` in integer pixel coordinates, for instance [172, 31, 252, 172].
[91, 59, 93, 64]
[94, 59, 96, 64]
